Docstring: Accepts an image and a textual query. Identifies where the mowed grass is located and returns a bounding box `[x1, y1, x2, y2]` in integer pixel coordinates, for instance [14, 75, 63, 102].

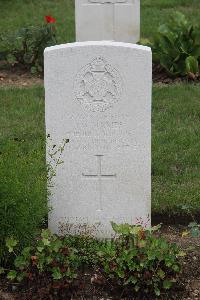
[0, 87, 47, 261]
[0, 85, 200, 217]
[152, 84, 200, 215]
[0, 0, 200, 219]
[0, 0, 199, 43]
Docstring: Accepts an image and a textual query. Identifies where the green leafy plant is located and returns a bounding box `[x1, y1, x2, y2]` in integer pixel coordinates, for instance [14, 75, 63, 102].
[1, 224, 185, 298]
[47, 136, 69, 186]
[6, 237, 18, 254]
[97, 223, 184, 297]
[0, 16, 57, 74]
[0, 137, 68, 265]
[179, 205, 200, 238]
[188, 222, 200, 238]
[152, 12, 200, 79]
[64, 235, 102, 267]
[2, 230, 80, 283]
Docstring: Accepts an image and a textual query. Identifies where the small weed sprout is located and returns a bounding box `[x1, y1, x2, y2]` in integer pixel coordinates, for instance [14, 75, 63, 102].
[46, 135, 69, 190]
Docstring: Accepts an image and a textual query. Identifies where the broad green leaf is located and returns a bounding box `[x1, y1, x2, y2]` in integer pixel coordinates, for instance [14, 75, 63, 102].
[191, 46, 200, 58]
[6, 237, 18, 253]
[172, 12, 188, 27]
[22, 247, 32, 258]
[124, 276, 138, 285]
[138, 240, 146, 248]
[172, 264, 180, 272]
[158, 24, 170, 36]
[188, 222, 198, 228]
[52, 267, 62, 280]
[190, 227, 200, 238]
[42, 238, 50, 246]
[41, 229, 52, 239]
[163, 279, 173, 289]
[154, 287, 161, 296]
[51, 239, 62, 252]
[165, 259, 172, 267]
[111, 222, 131, 235]
[7, 270, 17, 280]
[185, 56, 199, 75]
[129, 226, 141, 235]
[117, 270, 125, 278]
[46, 256, 53, 264]
[37, 246, 44, 252]
[14, 256, 29, 269]
[150, 224, 161, 232]
[157, 269, 165, 279]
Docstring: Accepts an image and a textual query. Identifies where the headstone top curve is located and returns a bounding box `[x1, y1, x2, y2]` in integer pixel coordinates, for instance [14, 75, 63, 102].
[44, 41, 151, 54]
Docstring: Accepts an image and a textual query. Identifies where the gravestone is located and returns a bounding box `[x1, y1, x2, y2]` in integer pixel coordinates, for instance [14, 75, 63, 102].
[75, 0, 140, 43]
[45, 41, 152, 238]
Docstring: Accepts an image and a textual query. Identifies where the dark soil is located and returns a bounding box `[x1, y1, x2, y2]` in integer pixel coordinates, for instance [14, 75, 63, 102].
[0, 226, 200, 300]
[0, 63, 43, 87]
[152, 63, 199, 85]
[0, 62, 199, 88]
[152, 213, 200, 226]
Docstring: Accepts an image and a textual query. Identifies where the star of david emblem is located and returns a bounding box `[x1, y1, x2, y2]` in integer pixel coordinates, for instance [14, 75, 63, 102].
[74, 57, 123, 112]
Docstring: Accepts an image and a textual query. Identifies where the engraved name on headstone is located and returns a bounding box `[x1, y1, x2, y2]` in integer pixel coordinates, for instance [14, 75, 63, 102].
[75, 0, 140, 43]
[45, 41, 152, 238]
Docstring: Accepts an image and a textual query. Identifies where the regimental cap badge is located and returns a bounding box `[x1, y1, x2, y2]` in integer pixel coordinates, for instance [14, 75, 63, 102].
[74, 56, 123, 112]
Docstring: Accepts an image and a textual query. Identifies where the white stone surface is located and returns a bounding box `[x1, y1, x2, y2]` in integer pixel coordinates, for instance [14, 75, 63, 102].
[45, 41, 151, 238]
[75, 0, 140, 43]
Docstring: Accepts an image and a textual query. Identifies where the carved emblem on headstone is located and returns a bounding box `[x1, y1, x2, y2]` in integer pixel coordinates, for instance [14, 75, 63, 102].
[74, 57, 123, 112]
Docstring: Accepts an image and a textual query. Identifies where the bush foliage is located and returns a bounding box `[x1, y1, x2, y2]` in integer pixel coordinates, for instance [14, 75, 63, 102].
[98, 223, 184, 297]
[0, 20, 57, 73]
[152, 12, 200, 79]
[1, 224, 184, 297]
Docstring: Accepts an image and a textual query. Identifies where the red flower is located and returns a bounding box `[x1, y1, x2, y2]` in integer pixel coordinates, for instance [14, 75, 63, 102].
[45, 15, 56, 23]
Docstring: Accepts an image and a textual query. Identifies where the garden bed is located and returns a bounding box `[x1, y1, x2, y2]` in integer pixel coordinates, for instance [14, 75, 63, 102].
[152, 64, 200, 85]
[0, 61, 199, 88]
[0, 226, 199, 300]
[0, 63, 43, 87]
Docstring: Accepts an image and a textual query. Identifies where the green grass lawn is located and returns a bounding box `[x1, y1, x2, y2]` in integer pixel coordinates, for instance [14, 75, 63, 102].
[0, 87, 47, 262]
[0, 0, 200, 222]
[1, 85, 200, 219]
[152, 84, 200, 216]
[0, 0, 199, 42]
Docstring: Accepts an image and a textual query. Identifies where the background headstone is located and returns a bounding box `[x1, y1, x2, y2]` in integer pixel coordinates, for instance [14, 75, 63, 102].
[45, 41, 151, 238]
[75, 0, 140, 43]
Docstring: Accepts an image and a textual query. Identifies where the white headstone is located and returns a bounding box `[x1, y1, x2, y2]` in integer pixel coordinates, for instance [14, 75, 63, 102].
[75, 0, 140, 43]
[45, 41, 151, 238]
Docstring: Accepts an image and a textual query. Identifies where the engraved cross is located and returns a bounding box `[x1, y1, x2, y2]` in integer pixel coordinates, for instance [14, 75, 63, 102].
[82, 155, 116, 211]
